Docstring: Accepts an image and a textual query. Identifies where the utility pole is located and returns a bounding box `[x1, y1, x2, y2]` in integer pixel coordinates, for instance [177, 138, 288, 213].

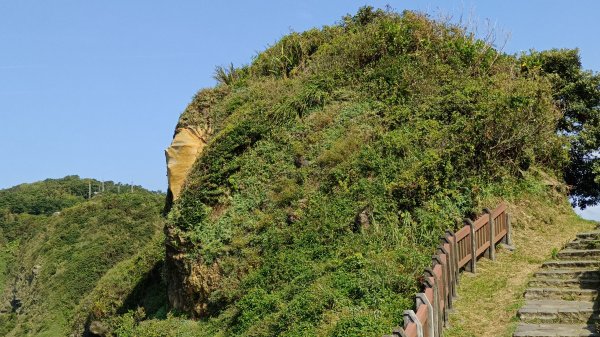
[88, 181, 92, 199]
[101, 181, 105, 193]
[117, 185, 120, 194]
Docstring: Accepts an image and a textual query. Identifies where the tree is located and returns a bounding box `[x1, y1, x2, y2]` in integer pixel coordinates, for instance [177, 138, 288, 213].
[521, 49, 600, 208]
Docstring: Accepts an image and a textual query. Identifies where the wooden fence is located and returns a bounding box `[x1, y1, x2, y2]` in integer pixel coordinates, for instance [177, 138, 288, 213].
[383, 202, 512, 337]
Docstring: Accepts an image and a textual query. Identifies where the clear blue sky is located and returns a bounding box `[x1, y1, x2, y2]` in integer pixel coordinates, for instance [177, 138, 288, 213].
[1, 1, 599, 198]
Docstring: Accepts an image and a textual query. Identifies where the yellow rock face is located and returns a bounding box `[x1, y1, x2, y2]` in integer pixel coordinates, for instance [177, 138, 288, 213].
[165, 127, 208, 200]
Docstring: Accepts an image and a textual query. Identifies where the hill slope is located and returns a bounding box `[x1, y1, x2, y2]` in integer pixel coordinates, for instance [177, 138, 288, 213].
[0, 176, 164, 336]
[9, 7, 598, 337]
[155, 8, 571, 337]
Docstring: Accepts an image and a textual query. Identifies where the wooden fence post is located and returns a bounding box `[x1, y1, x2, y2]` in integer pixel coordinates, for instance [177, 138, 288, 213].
[438, 244, 453, 310]
[464, 219, 477, 273]
[424, 269, 442, 335]
[483, 208, 495, 261]
[505, 212, 513, 246]
[422, 276, 438, 337]
[445, 230, 459, 291]
[404, 310, 423, 337]
[416, 293, 435, 337]
[432, 254, 448, 326]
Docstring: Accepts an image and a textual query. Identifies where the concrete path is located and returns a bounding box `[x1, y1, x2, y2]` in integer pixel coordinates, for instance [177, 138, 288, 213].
[514, 230, 600, 337]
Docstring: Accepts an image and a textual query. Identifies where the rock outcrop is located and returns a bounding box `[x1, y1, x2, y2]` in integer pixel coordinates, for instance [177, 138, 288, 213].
[165, 127, 209, 201]
[163, 247, 222, 318]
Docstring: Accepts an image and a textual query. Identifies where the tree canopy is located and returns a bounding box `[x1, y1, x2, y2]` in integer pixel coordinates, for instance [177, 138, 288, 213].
[521, 49, 600, 208]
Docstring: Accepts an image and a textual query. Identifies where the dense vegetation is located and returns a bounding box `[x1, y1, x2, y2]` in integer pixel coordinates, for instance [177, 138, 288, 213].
[0, 176, 164, 336]
[520, 49, 600, 208]
[113, 7, 596, 337]
[2, 7, 599, 337]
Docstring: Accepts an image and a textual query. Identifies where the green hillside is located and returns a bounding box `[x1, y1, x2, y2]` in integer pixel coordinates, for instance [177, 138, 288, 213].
[0, 176, 164, 336]
[124, 7, 595, 337]
[3, 6, 600, 337]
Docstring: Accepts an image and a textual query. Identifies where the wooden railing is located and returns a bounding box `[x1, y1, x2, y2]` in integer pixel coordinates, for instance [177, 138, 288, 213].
[383, 202, 512, 337]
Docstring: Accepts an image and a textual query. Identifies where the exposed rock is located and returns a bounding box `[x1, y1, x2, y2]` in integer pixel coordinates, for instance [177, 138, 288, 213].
[164, 242, 222, 318]
[298, 198, 308, 209]
[10, 293, 21, 313]
[32, 265, 41, 276]
[286, 211, 300, 224]
[294, 155, 309, 168]
[353, 207, 371, 232]
[165, 127, 209, 201]
[89, 321, 108, 336]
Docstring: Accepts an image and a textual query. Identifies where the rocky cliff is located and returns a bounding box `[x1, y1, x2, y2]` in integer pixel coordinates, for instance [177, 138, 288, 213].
[165, 127, 209, 201]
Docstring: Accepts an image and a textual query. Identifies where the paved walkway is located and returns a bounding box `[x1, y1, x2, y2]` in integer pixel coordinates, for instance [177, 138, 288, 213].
[514, 230, 600, 337]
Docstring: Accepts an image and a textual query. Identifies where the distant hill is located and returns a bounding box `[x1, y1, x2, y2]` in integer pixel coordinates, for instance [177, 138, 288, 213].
[0, 176, 164, 336]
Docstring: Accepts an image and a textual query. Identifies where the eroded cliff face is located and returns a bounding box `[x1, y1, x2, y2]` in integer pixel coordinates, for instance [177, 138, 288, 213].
[163, 88, 224, 318]
[163, 244, 222, 318]
[164, 126, 214, 317]
[165, 127, 209, 201]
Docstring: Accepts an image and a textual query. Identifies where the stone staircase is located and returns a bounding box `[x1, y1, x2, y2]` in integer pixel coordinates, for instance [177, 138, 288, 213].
[514, 231, 600, 337]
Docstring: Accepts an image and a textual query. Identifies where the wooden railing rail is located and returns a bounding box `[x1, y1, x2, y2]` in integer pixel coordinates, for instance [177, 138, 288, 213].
[383, 202, 512, 337]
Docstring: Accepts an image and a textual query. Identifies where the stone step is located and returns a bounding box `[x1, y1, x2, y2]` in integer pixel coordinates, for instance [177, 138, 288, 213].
[577, 232, 600, 240]
[567, 240, 600, 250]
[557, 249, 600, 260]
[524, 288, 598, 301]
[518, 300, 598, 323]
[535, 269, 600, 280]
[514, 323, 600, 337]
[543, 260, 600, 269]
[529, 278, 600, 289]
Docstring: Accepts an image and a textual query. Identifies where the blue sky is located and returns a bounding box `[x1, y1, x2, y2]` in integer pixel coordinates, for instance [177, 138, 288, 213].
[1, 1, 599, 216]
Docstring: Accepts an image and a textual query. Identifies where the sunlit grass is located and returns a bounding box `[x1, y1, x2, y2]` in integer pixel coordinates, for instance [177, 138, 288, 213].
[445, 193, 596, 337]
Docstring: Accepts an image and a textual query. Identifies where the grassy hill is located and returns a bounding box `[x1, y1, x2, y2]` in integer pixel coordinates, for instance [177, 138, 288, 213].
[2, 6, 599, 337]
[136, 7, 591, 337]
[0, 176, 164, 336]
